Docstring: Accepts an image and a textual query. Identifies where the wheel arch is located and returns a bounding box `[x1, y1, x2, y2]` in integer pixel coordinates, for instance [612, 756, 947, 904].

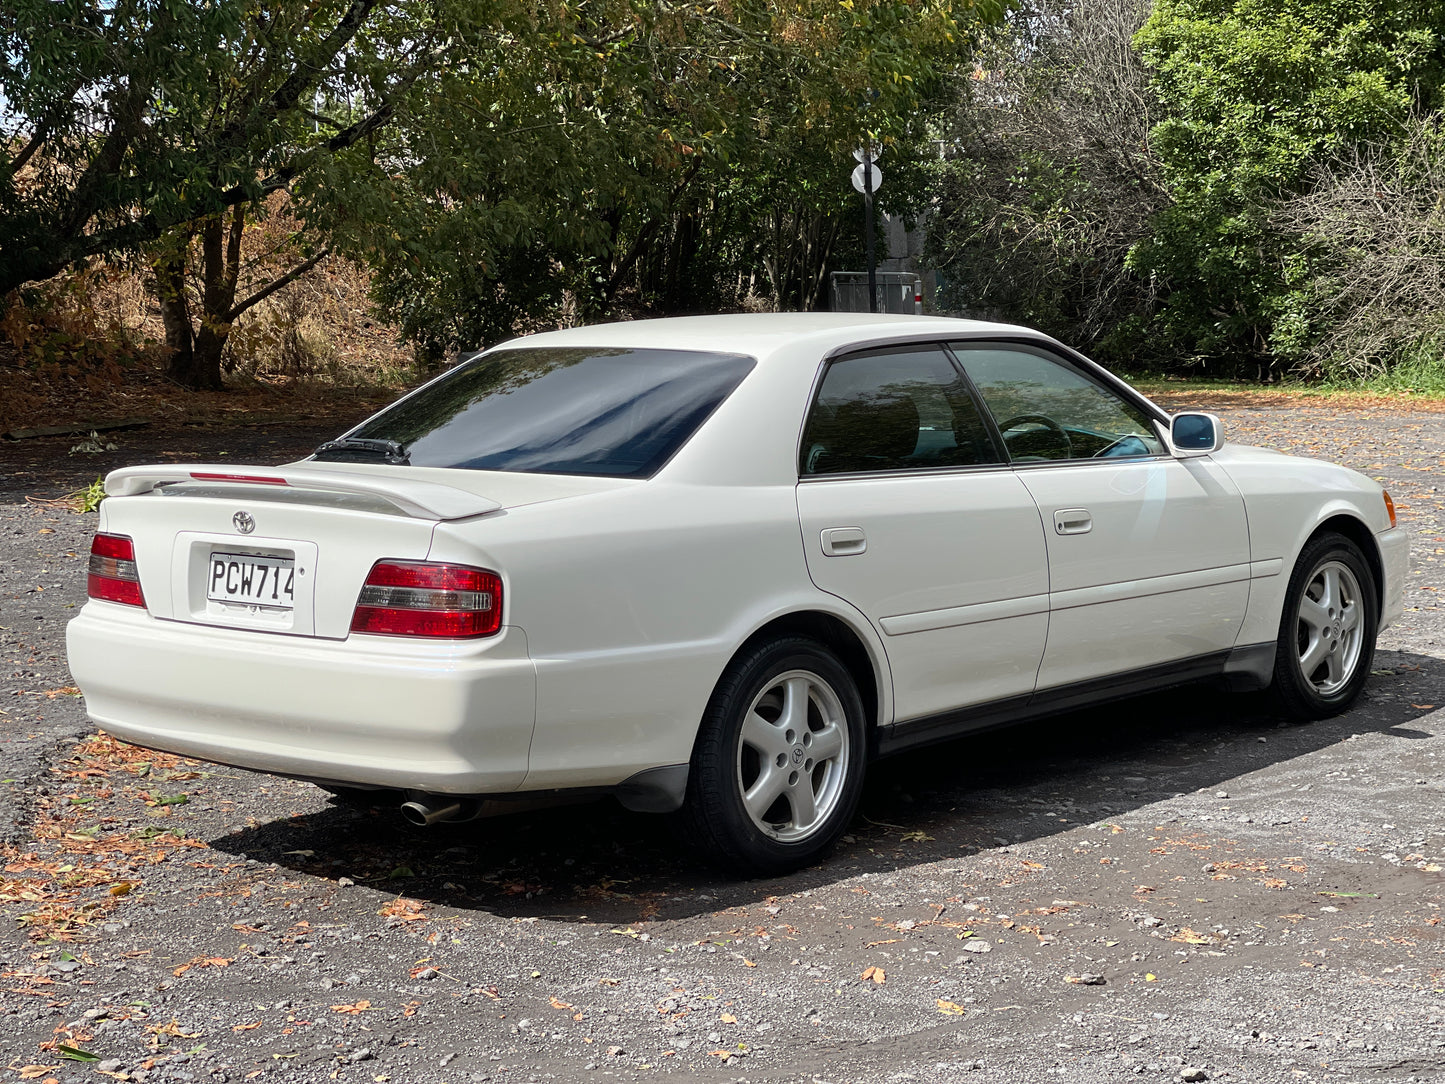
[1307, 513, 1385, 618]
[731, 610, 886, 737]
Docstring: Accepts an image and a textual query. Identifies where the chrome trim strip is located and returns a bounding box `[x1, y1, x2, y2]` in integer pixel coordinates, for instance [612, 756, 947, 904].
[881, 561, 1255, 636]
[880, 594, 1050, 636]
[1049, 562, 1253, 612]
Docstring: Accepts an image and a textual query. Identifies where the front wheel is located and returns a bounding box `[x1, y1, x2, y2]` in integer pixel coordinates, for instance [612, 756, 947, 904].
[679, 637, 867, 876]
[1271, 532, 1378, 719]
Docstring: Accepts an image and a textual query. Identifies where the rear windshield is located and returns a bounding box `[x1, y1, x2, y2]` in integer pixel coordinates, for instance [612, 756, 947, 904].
[325, 346, 756, 478]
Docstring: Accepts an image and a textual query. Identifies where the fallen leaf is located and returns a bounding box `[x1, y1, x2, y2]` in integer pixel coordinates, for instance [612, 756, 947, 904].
[549, 997, 574, 1011]
[378, 897, 426, 922]
[18, 1067, 60, 1080]
[232, 1021, 262, 1031]
[1144, 973, 1158, 981]
[107, 881, 134, 897]
[56, 1047, 99, 1063]
[1170, 928, 1215, 945]
[861, 966, 886, 984]
[1411, 704, 1435, 709]
[173, 956, 232, 977]
[331, 1001, 375, 1014]
[720, 1013, 738, 1024]
[936, 999, 967, 1015]
[900, 830, 934, 843]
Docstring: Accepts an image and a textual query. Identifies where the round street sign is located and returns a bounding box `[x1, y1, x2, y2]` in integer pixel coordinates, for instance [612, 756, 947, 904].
[852, 144, 884, 163]
[851, 162, 883, 194]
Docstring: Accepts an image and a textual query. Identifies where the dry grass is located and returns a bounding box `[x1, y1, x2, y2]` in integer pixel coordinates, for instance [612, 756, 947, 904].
[0, 195, 412, 435]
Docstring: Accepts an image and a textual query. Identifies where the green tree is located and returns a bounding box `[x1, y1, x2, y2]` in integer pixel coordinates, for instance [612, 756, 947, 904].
[925, 0, 1167, 360]
[0, 0, 514, 387]
[1131, 0, 1445, 371]
[311, 0, 996, 356]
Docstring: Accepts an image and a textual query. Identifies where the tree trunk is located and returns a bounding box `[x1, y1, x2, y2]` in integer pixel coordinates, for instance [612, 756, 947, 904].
[157, 205, 244, 391]
[155, 228, 197, 385]
[189, 205, 245, 390]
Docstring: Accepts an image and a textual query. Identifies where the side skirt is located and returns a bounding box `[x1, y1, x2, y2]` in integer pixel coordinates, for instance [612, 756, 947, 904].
[876, 642, 1277, 758]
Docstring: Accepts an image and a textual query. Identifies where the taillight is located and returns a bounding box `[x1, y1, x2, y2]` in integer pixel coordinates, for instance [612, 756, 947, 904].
[88, 533, 145, 607]
[350, 561, 502, 638]
[1384, 490, 1397, 529]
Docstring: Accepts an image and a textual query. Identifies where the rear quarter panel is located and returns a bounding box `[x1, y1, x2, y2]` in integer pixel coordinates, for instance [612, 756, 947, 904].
[427, 481, 889, 790]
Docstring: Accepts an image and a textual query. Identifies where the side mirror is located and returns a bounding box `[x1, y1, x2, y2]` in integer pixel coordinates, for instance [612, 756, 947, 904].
[1168, 412, 1224, 457]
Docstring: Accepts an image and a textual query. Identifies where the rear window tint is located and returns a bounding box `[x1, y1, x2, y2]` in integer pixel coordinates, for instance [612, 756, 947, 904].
[328, 346, 755, 478]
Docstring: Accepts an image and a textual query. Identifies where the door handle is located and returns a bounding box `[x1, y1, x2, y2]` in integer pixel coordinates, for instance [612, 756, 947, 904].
[1053, 508, 1092, 535]
[820, 526, 867, 556]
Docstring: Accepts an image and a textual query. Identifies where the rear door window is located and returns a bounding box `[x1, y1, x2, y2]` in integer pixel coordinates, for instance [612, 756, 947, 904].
[800, 345, 1002, 475]
[321, 346, 756, 478]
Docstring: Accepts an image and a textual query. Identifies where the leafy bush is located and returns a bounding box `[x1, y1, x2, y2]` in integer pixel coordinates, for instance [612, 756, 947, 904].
[1131, 0, 1445, 374]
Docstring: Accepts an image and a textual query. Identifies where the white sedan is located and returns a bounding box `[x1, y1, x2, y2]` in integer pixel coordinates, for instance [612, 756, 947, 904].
[67, 314, 1409, 874]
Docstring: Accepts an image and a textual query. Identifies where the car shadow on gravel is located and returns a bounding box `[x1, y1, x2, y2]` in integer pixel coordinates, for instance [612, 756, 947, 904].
[203, 650, 1443, 924]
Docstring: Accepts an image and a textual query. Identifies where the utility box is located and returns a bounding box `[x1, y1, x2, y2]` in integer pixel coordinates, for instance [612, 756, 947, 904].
[829, 271, 924, 315]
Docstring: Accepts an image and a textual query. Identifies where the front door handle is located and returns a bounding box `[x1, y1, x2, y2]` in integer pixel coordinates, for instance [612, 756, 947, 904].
[821, 526, 867, 556]
[1053, 508, 1093, 535]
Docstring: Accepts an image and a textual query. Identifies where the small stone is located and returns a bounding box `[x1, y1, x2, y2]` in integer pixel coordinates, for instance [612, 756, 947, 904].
[960, 940, 992, 954]
[417, 968, 440, 980]
[337, 877, 354, 887]
[348, 1049, 373, 1063]
[896, 919, 917, 931]
[1214, 791, 1229, 799]
[98, 1060, 125, 1074]
[1067, 973, 1106, 985]
[606, 1046, 625, 1057]
[439, 1052, 457, 1066]
[1180, 1070, 1209, 1082]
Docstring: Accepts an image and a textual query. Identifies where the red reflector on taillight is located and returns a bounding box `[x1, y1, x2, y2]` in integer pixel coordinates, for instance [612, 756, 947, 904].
[189, 472, 289, 485]
[87, 533, 145, 607]
[350, 561, 502, 638]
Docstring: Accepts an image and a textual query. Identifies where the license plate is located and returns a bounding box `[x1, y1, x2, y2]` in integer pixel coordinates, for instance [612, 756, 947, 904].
[208, 552, 295, 609]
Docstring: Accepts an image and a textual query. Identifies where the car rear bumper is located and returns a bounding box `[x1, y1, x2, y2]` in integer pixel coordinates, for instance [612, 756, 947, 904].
[66, 602, 537, 794]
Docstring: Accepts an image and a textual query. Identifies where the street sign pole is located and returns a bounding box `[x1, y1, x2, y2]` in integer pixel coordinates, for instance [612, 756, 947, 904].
[863, 146, 877, 314]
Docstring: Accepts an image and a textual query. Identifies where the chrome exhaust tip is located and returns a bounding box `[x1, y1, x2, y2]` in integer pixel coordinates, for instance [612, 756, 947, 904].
[399, 794, 465, 827]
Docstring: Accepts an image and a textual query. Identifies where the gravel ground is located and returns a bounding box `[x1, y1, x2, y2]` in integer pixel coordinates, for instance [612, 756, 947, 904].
[2, 402, 1443, 1084]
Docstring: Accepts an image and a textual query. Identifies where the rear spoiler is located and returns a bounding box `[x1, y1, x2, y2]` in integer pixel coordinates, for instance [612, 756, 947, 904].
[104, 464, 501, 521]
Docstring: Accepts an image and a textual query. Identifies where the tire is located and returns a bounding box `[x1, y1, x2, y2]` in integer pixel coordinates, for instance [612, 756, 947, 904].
[678, 636, 868, 876]
[1271, 532, 1378, 719]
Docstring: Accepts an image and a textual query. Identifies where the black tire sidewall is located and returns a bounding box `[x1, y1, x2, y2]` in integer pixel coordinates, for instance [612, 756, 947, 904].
[1273, 533, 1378, 719]
[683, 637, 868, 876]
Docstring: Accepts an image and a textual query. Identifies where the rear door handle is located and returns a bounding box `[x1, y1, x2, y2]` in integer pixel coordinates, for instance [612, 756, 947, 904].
[820, 526, 867, 556]
[1053, 508, 1093, 535]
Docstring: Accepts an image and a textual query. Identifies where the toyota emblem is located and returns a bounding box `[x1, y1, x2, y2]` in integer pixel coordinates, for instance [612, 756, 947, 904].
[233, 510, 256, 534]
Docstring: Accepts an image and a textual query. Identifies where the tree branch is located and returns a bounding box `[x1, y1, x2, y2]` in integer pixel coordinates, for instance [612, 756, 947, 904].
[225, 247, 331, 321]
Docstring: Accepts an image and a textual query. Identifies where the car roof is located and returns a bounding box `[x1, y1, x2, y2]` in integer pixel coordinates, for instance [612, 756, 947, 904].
[493, 313, 1050, 360]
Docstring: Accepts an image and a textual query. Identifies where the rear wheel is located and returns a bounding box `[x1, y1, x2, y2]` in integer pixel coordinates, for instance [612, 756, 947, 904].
[1272, 532, 1377, 719]
[679, 637, 867, 876]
